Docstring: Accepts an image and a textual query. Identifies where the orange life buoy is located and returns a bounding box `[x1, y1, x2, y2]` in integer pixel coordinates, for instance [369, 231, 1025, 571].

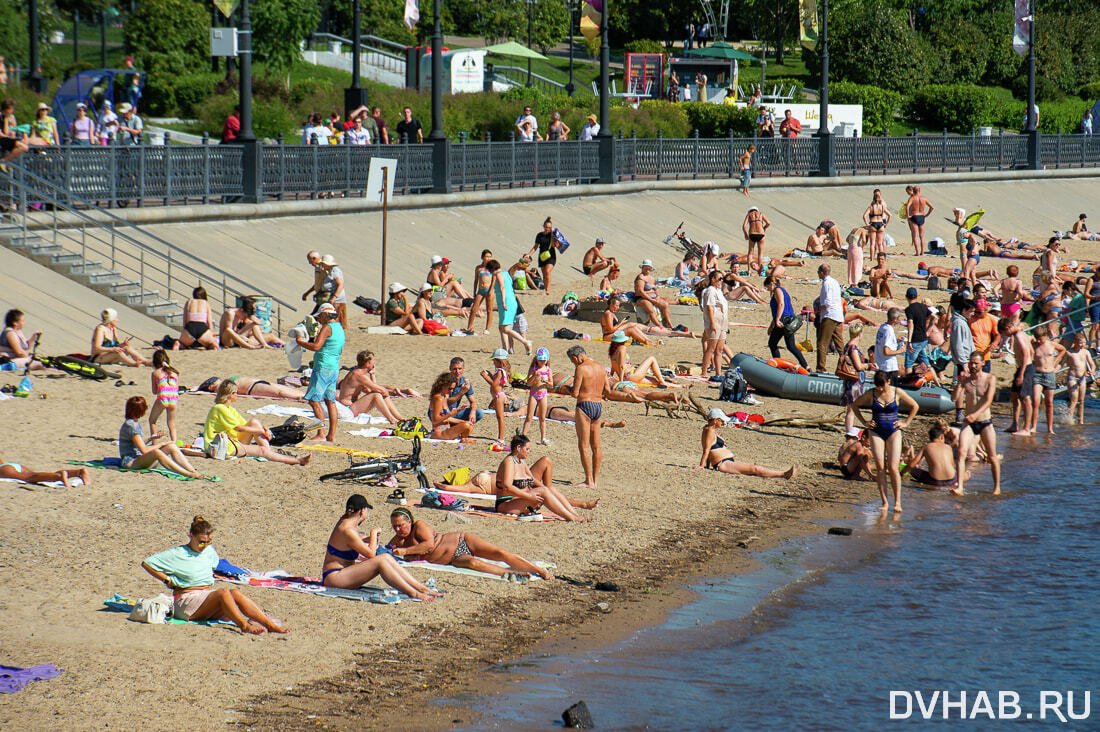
[767, 357, 799, 372]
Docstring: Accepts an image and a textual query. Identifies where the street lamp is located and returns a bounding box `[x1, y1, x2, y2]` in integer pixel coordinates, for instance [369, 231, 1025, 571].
[26, 0, 46, 94]
[1024, 0, 1038, 169]
[526, 0, 535, 87]
[815, 0, 835, 177]
[565, 0, 579, 97]
[344, 0, 369, 121]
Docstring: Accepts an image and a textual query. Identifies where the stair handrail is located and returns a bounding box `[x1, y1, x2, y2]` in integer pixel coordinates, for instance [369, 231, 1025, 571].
[308, 31, 407, 60]
[0, 164, 296, 331]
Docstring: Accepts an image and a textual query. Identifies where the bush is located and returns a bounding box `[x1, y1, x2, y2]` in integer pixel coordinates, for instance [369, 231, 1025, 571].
[1038, 99, 1092, 134]
[680, 102, 756, 137]
[830, 81, 900, 136]
[173, 73, 221, 117]
[609, 100, 691, 138]
[1078, 81, 1100, 102]
[904, 84, 1000, 133]
[195, 93, 296, 141]
[123, 0, 209, 77]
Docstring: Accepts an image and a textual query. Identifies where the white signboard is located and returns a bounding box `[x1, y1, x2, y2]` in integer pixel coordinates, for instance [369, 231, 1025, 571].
[366, 158, 397, 203]
[450, 49, 485, 94]
[759, 103, 863, 136]
[210, 28, 238, 57]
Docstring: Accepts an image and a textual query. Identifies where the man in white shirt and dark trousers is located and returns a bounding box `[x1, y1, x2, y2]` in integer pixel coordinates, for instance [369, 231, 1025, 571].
[815, 264, 845, 372]
[874, 307, 906, 385]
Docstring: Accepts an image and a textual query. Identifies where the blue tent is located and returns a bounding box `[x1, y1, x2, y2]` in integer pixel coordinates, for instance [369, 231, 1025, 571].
[1089, 97, 1100, 133]
[50, 69, 146, 130]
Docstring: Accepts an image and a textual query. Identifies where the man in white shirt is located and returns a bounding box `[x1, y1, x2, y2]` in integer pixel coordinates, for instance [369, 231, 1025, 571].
[515, 105, 538, 137]
[579, 114, 600, 141]
[815, 263, 844, 372]
[874, 307, 906, 384]
[702, 240, 721, 273]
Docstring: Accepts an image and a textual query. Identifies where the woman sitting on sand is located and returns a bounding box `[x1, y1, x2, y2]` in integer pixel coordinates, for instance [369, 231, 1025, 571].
[608, 331, 669, 388]
[387, 507, 552, 580]
[0, 460, 90, 487]
[142, 515, 288, 634]
[322, 495, 443, 601]
[496, 434, 595, 521]
[219, 298, 283, 349]
[694, 408, 799, 479]
[196, 376, 303, 401]
[120, 396, 211, 479]
[427, 372, 475, 441]
[175, 286, 220, 350]
[1, 309, 44, 370]
[202, 381, 311, 466]
[91, 308, 147, 367]
[601, 297, 697, 346]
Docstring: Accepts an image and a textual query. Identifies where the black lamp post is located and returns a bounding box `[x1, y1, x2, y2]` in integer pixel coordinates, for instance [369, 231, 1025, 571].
[815, 0, 835, 177]
[238, 0, 262, 202]
[565, 0, 578, 97]
[344, 0, 369, 121]
[1025, 0, 1039, 169]
[429, 0, 449, 192]
[27, 0, 46, 94]
[596, 0, 613, 184]
[526, 0, 535, 87]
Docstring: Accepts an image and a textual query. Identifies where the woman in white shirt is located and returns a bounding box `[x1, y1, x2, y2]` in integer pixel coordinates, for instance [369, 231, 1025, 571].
[699, 270, 729, 377]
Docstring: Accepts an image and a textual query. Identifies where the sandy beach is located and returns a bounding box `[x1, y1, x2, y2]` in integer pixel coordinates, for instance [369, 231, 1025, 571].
[0, 223, 1092, 730]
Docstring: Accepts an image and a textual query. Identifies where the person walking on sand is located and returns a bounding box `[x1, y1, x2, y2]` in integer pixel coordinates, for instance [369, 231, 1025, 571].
[739, 145, 754, 196]
[816, 264, 845, 372]
[905, 185, 934, 256]
[742, 206, 770, 274]
[568, 345, 610, 490]
[953, 352, 1002, 495]
[296, 303, 345, 442]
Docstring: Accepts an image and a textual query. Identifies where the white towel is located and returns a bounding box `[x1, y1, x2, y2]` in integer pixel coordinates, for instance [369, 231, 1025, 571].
[248, 403, 388, 425]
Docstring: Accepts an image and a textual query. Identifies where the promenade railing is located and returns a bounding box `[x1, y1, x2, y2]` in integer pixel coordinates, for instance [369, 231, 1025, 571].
[11, 130, 1100, 207]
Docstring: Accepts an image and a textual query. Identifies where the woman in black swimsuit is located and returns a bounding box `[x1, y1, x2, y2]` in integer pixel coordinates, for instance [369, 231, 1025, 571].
[176, 286, 220, 350]
[526, 216, 559, 294]
[388, 507, 553, 580]
[321, 494, 443, 600]
[863, 188, 890, 261]
[495, 434, 592, 521]
[694, 408, 798, 478]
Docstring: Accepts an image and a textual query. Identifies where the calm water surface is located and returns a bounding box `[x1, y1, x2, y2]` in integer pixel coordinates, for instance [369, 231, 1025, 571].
[453, 412, 1100, 730]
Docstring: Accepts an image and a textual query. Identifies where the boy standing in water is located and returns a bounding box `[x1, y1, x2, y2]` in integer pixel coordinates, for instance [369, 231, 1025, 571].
[953, 352, 1001, 495]
[1028, 326, 1066, 435]
[1001, 318, 1034, 435]
[1064, 333, 1096, 425]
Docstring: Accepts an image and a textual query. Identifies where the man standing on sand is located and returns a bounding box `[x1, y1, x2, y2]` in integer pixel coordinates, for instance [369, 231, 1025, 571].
[568, 345, 610, 490]
[953, 352, 1001, 495]
[739, 144, 754, 196]
[816, 264, 845, 372]
[1001, 318, 1034, 435]
[905, 185, 934, 256]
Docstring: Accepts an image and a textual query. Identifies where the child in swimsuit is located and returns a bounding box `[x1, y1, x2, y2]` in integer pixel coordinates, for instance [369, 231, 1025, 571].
[521, 348, 553, 446]
[149, 350, 180, 442]
[481, 348, 512, 447]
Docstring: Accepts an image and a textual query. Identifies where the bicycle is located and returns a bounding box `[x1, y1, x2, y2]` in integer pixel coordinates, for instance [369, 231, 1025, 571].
[663, 221, 705, 260]
[318, 436, 430, 490]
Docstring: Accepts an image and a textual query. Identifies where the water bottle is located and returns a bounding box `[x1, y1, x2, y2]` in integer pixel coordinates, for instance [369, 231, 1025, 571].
[14, 375, 33, 397]
[0, 361, 15, 371]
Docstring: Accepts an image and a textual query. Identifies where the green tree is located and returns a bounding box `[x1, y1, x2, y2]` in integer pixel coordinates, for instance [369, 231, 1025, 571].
[252, 0, 322, 90]
[609, 0, 691, 47]
[742, 0, 797, 65]
[530, 0, 568, 54]
[824, 0, 929, 93]
[123, 0, 209, 76]
[324, 0, 418, 46]
[0, 2, 29, 67]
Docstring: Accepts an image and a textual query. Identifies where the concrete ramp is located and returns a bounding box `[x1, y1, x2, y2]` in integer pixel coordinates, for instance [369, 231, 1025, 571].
[1, 254, 167, 354]
[126, 176, 1100, 313]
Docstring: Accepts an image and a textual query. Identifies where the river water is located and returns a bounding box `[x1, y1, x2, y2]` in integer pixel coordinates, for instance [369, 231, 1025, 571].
[451, 408, 1099, 730]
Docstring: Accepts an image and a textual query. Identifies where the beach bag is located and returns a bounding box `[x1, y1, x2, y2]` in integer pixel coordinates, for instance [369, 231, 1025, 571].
[354, 295, 381, 313]
[422, 319, 448, 336]
[395, 417, 428, 440]
[543, 303, 562, 316]
[718, 367, 749, 403]
[421, 490, 469, 512]
[269, 422, 307, 447]
[129, 594, 172, 624]
[554, 327, 583, 340]
[927, 276, 941, 291]
[835, 348, 860, 382]
[206, 432, 230, 460]
[780, 314, 802, 336]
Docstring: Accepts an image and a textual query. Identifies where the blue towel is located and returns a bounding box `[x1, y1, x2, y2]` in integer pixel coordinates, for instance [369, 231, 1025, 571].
[215, 558, 251, 579]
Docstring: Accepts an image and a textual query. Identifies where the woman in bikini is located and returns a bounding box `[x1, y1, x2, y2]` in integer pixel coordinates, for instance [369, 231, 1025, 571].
[742, 206, 769, 274]
[463, 249, 495, 334]
[91, 308, 147, 367]
[219, 299, 283, 349]
[608, 331, 668, 388]
[601, 297, 695, 345]
[495, 434, 592, 521]
[0, 461, 90, 487]
[694, 408, 798, 478]
[175, 286, 219, 350]
[388, 507, 552, 580]
[148, 350, 180, 442]
[863, 189, 890, 261]
[427, 372, 475, 441]
[197, 376, 304, 401]
[851, 370, 918, 512]
[321, 495, 442, 600]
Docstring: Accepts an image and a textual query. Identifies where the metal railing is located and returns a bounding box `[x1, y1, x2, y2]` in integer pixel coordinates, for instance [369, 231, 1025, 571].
[489, 65, 591, 97]
[307, 32, 407, 76]
[9, 131, 1100, 204]
[0, 165, 295, 331]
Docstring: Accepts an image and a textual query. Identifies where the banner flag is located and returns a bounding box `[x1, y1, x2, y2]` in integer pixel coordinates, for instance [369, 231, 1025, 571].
[799, 0, 819, 51]
[1012, 0, 1030, 57]
[404, 0, 420, 31]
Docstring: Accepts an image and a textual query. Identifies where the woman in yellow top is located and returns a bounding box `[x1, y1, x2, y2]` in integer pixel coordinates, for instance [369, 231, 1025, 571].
[203, 381, 311, 465]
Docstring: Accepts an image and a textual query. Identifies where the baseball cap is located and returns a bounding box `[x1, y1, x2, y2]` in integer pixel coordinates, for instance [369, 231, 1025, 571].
[747, 206, 759, 212]
[388, 282, 407, 294]
[491, 348, 509, 360]
[595, 237, 604, 244]
[706, 408, 730, 423]
[906, 287, 919, 299]
[846, 426, 861, 438]
[430, 255, 450, 265]
[535, 347, 550, 360]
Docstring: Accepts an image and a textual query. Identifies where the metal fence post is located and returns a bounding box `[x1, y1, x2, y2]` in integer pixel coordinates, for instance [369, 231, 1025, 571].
[998, 128, 1004, 169]
[62, 143, 72, 207]
[109, 137, 118, 208]
[941, 129, 947, 173]
[510, 133, 516, 189]
[969, 128, 975, 172]
[728, 129, 735, 178]
[692, 129, 700, 180]
[911, 130, 918, 174]
[656, 130, 663, 181]
[1055, 127, 1062, 168]
[345, 134, 352, 194]
[163, 132, 172, 205]
[277, 134, 285, 200]
[311, 133, 319, 199]
[201, 133, 210, 204]
[554, 136, 562, 186]
[486, 131, 492, 188]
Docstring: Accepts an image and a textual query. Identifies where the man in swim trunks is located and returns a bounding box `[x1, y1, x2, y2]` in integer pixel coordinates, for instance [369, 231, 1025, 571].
[742, 206, 770, 274]
[1028, 325, 1066, 435]
[953, 352, 1001, 495]
[582, 237, 615, 277]
[903, 423, 966, 488]
[905, 185, 934, 256]
[568, 345, 611, 490]
[868, 252, 893, 298]
[837, 429, 873, 481]
[1000, 318, 1034, 435]
[633, 261, 674, 328]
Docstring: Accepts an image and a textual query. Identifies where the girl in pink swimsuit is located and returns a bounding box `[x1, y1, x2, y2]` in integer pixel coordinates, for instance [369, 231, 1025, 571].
[521, 348, 553, 446]
[149, 350, 180, 442]
[481, 348, 513, 448]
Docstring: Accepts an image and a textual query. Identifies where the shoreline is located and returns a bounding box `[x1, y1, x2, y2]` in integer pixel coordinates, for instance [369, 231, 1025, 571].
[237, 474, 871, 731]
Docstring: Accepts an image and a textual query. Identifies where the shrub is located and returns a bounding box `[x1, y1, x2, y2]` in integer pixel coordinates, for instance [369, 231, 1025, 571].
[680, 102, 756, 137]
[123, 0, 209, 77]
[609, 100, 691, 138]
[194, 94, 295, 141]
[1038, 99, 1092, 134]
[172, 74, 221, 117]
[1078, 81, 1100, 102]
[904, 84, 1000, 133]
[830, 81, 901, 137]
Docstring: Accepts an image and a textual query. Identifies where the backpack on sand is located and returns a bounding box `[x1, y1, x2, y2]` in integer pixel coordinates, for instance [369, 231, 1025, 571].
[718, 367, 749, 403]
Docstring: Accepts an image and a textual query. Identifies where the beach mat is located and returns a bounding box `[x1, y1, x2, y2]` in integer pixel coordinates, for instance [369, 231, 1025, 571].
[412, 502, 564, 521]
[0, 477, 85, 490]
[0, 663, 63, 693]
[399, 557, 554, 581]
[247, 403, 388, 425]
[215, 570, 406, 604]
[101, 594, 236, 627]
[66, 459, 220, 482]
[346, 427, 460, 444]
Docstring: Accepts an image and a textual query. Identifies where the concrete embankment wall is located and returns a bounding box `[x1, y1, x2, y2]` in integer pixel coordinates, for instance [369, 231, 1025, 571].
[7, 172, 1099, 352]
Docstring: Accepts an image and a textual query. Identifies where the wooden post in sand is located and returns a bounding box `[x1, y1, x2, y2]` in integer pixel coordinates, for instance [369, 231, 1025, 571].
[380, 166, 388, 326]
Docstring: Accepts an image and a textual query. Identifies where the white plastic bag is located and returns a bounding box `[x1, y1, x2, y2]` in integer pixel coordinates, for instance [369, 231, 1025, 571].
[129, 593, 172, 624]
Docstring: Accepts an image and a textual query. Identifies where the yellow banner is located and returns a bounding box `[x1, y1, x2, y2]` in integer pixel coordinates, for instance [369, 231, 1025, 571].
[213, 0, 239, 19]
[800, 0, 819, 51]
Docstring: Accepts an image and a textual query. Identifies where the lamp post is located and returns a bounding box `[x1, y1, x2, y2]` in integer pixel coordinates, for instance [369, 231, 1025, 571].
[815, 0, 835, 177]
[429, 0, 449, 192]
[27, 0, 46, 94]
[565, 0, 578, 97]
[344, 0, 369, 121]
[526, 0, 535, 87]
[596, 0, 614, 184]
[238, 0, 262, 202]
[1025, 0, 1039, 169]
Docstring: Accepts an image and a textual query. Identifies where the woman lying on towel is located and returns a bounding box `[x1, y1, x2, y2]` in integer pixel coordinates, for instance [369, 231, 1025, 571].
[695, 408, 799, 479]
[322, 495, 443, 601]
[387, 507, 552, 580]
[495, 434, 595, 521]
[141, 515, 287, 634]
[196, 376, 304, 401]
[0, 461, 90, 487]
[202, 381, 311, 466]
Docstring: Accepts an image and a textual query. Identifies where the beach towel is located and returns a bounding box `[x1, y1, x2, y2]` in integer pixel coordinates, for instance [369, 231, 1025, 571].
[247, 403, 387, 425]
[66, 459, 220, 482]
[412, 501, 563, 521]
[398, 557, 554, 581]
[299, 445, 391, 458]
[346, 428, 460, 444]
[101, 594, 236, 627]
[0, 477, 85, 490]
[214, 570, 407, 604]
[0, 664, 63, 693]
